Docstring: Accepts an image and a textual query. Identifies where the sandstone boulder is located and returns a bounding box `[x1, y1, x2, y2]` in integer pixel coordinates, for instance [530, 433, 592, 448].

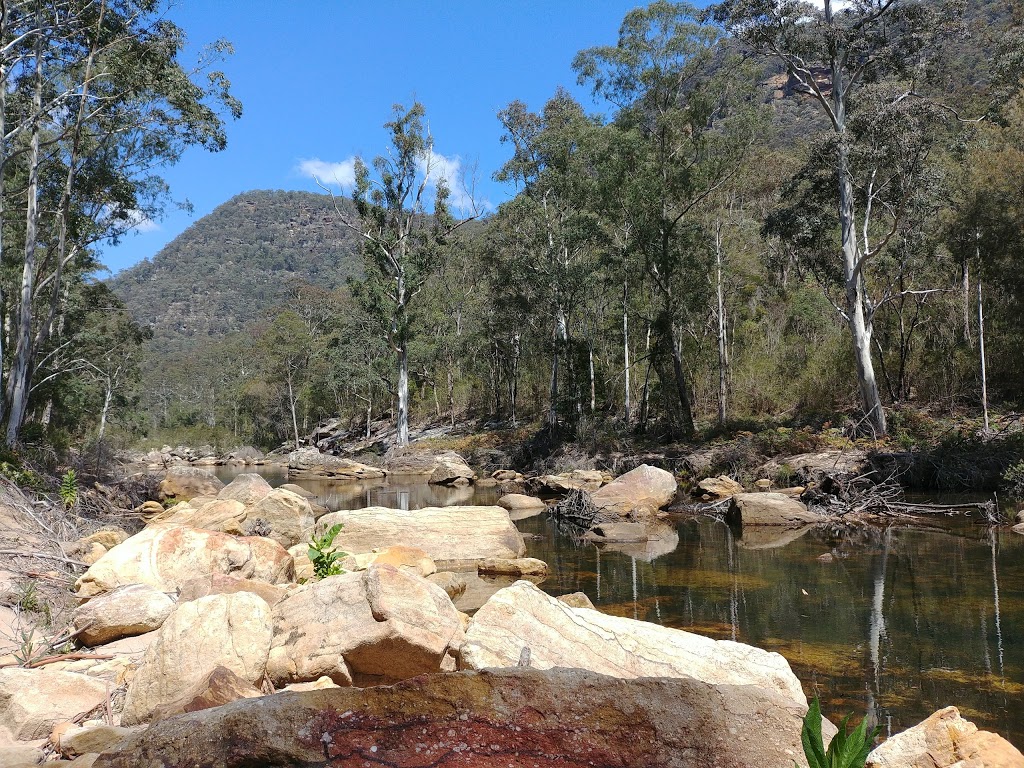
[428, 453, 475, 486]
[121, 592, 273, 725]
[266, 564, 463, 687]
[866, 706, 1024, 767]
[0, 669, 108, 740]
[340, 546, 436, 577]
[159, 498, 247, 534]
[497, 493, 546, 512]
[58, 724, 134, 758]
[315, 506, 525, 565]
[177, 573, 288, 607]
[477, 557, 548, 578]
[591, 464, 676, 519]
[1013, 522, 1024, 535]
[697, 475, 744, 498]
[216, 473, 272, 506]
[727, 492, 820, 526]
[72, 584, 175, 646]
[151, 665, 263, 722]
[287, 447, 385, 480]
[244, 487, 315, 547]
[223, 446, 263, 464]
[68, 528, 129, 556]
[91, 668, 815, 768]
[461, 580, 806, 707]
[75, 525, 294, 598]
[531, 469, 604, 496]
[159, 467, 223, 501]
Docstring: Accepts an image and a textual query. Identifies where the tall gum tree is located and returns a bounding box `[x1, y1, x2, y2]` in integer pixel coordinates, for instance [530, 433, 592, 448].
[574, 0, 765, 438]
[712, 0, 967, 436]
[326, 103, 474, 447]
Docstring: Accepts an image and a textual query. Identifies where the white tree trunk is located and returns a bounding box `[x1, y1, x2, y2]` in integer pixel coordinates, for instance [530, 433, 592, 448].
[978, 279, 989, 433]
[715, 223, 728, 426]
[839, 141, 886, 436]
[6, 37, 43, 445]
[622, 281, 631, 423]
[287, 370, 300, 450]
[397, 341, 409, 446]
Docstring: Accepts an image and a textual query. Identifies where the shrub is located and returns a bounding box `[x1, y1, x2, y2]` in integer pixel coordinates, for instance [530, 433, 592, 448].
[308, 523, 347, 580]
[800, 697, 878, 768]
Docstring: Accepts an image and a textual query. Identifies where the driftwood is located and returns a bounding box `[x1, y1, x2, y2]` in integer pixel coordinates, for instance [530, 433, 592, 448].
[550, 488, 599, 528]
[802, 471, 999, 522]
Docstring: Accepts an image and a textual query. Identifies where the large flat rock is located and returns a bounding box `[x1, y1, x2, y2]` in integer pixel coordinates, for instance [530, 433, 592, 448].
[315, 506, 525, 563]
[460, 580, 807, 708]
[93, 668, 814, 768]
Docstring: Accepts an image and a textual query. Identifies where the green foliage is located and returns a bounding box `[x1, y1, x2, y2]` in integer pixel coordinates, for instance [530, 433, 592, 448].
[58, 470, 79, 510]
[13, 581, 39, 613]
[307, 524, 347, 581]
[1002, 461, 1024, 497]
[800, 697, 878, 768]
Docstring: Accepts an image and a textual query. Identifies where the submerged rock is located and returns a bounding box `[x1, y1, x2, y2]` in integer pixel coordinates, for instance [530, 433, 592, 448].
[92, 668, 815, 768]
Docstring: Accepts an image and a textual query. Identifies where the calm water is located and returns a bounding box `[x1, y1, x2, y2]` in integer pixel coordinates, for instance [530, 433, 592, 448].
[216, 467, 1023, 746]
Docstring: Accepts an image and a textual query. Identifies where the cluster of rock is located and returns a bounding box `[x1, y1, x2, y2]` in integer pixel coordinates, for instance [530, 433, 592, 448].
[124, 445, 267, 470]
[4, 451, 1022, 766]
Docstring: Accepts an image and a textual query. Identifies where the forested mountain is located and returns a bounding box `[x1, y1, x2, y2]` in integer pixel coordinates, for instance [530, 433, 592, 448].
[87, 0, 1024, 458]
[110, 190, 363, 344]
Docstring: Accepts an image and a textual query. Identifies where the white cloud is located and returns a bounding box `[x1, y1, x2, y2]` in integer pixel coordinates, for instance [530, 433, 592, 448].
[124, 208, 159, 233]
[297, 151, 491, 214]
[296, 157, 357, 189]
[416, 149, 490, 214]
[99, 204, 159, 233]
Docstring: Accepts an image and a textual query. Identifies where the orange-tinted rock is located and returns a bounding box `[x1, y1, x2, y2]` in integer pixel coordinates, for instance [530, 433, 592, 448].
[93, 668, 813, 768]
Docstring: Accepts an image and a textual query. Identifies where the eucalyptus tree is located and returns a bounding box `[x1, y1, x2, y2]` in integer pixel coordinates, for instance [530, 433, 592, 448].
[574, 1, 765, 437]
[713, 0, 969, 436]
[495, 89, 602, 430]
[331, 102, 472, 446]
[0, 0, 240, 445]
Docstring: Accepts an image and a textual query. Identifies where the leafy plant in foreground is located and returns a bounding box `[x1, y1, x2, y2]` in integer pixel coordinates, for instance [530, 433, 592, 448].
[58, 470, 79, 509]
[308, 523, 347, 580]
[800, 697, 878, 768]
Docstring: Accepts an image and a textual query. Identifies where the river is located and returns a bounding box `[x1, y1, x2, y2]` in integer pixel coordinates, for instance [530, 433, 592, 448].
[215, 467, 1024, 747]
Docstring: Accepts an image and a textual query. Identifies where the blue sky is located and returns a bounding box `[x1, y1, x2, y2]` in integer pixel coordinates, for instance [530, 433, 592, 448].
[100, 1, 677, 275]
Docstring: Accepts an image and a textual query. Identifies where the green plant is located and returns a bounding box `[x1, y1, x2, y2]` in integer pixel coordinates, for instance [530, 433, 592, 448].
[12, 627, 45, 667]
[14, 581, 39, 613]
[800, 697, 878, 768]
[58, 469, 79, 509]
[1002, 461, 1024, 498]
[307, 523, 347, 580]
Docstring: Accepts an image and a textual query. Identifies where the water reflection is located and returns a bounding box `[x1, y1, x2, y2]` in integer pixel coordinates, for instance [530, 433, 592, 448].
[212, 466, 1022, 748]
[213, 466, 500, 510]
[519, 514, 1024, 749]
